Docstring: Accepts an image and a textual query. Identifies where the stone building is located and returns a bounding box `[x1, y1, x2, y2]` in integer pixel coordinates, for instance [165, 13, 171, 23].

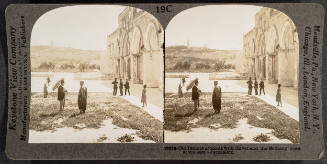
[243, 7, 299, 88]
[101, 7, 164, 89]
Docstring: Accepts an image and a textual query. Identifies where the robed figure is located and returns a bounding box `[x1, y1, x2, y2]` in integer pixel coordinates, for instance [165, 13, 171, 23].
[192, 80, 200, 112]
[212, 81, 222, 114]
[78, 81, 87, 114]
[247, 77, 253, 95]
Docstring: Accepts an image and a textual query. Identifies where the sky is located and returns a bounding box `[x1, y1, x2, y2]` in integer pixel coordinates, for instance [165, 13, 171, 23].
[165, 5, 262, 50]
[31, 5, 126, 50]
[31, 5, 262, 51]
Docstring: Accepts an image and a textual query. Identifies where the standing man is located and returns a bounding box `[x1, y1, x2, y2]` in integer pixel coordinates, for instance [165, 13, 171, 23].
[57, 79, 67, 111]
[192, 79, 201, 112]
[78, 81, 87, 114]
[212, 81, 222, 114]
[182, 77, 186, 86]
[119, 79, 124, 96]
[124, 79, 130, 96]
[112, 78, 118, 96]
[178, 82, 183, 98]
[259, 79, 265, 95]
[43, 77, 51, 98]
[141, 84, 147, 107]
[247, 77, 253, 95]
[276, 84, 282, 107]
[254, 78, 258, 95]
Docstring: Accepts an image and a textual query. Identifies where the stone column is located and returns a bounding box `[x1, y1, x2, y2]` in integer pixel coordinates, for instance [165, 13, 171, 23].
[142, 50, 161, 88]
[278, 50, 294, 87]
[266, 54, 273, 83]
[294, 47, 299, 88]
[255, 56, 259, 79]
[265, 54, 269, 81]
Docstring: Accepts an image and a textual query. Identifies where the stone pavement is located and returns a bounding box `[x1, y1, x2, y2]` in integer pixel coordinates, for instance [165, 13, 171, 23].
[237, 80, 299, 108]
[253, 94, 299, 121]
[166, 74, 299, 121]
[237, 80, 299, 121]
[32, 72, 163, 122]
[103, 82, 164, 122]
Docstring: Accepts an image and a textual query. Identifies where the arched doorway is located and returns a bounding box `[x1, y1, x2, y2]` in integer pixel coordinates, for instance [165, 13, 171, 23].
[266, 26, 279, 83]
[280, 22, 297, 87]
[144, 22, 160, 88]
[121, 34, 129, 79]
[262, 56, 266, 79]
[127, 58, 131, 80]
[258, 34, 266, 79]
[131, 27, 143, 83]
[249, 39, 256, 77]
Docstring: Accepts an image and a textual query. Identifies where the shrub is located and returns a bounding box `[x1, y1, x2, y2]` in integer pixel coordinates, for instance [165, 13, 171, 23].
[78, 62, 89, 72]
[174, 60, 191, 70]
[89, 64, 100, 70]
[214, 60, 226, 71]
[38, 62, 55, 70]
[195, 63, 210, 70]
[252, 133, 271, 142]
[117, 134, 135, 142]
[60, 63, 75, 70]
[214, 60, 235, 71]
[232, 134, 244, 142]
[225, 63, 235, 69]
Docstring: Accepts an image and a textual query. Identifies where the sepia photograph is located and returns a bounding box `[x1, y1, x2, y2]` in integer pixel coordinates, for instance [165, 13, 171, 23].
[164, 5, 300, 143]
[29, 5, 164, 143]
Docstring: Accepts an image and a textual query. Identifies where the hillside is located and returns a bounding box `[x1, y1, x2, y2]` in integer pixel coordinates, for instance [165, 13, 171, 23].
[165, 45, 242, 72]
[166, 45, 240, 60]
[31, 45, 105, 72]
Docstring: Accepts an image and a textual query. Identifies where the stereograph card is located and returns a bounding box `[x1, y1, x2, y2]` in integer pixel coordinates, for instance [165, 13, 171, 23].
[2, 2, 325, 160]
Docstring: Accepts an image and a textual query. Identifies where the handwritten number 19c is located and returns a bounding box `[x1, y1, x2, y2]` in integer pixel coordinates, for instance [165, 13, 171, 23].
[156, 5, 172, 13]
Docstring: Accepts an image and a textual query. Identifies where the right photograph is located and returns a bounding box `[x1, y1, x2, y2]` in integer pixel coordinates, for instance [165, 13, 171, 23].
[164, 5, 300, 143]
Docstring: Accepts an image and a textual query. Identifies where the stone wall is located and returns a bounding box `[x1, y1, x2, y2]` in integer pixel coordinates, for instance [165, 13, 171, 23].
[243, 7, 299, 88]
[101, 7, 164, 89]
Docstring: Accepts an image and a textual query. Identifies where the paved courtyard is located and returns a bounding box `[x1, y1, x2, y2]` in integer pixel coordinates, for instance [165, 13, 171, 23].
[165, 72, 299, 143]
[29, 72, 163, 143]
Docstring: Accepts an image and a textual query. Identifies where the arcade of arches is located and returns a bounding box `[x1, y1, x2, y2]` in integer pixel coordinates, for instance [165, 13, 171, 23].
[101, 7, 164, 89]
[243, 8, 299, 88]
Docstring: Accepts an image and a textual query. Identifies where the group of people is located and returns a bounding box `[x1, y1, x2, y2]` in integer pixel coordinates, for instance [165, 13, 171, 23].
[180, 76, 284, 115]
[43, 77, 88, 114]
[112, 78, 130, 96]
[111, 78, 147, 107]
[189, 79, 222, 114]
[42, 76, 148, 114]
[246, 77, 265, 95]
[246, 77, 282, 107]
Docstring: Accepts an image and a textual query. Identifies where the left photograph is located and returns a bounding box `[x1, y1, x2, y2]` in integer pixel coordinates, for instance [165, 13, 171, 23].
[29, 5, 164, 143]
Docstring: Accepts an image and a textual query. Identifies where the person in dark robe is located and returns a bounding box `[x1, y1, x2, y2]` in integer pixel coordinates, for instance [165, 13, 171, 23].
[112, 78, 118, 96]
[119, 79, 124, 96]
[124, 79, 130, 96]
[192, 80, 201, 112]
[57, 79, 67, 111]
[43, 77, 50, 98]
[212, 81, 222, 114]
[254, 78, 258, 95]
[182, 77, 186, 86]
[178, 82, 183, 98]
[78, 81, 87, 114]
[259, 79, 265, 95]
[276, 84, 282, 107]
[141, 84, 147, 107]
[247, 77, 253, 95]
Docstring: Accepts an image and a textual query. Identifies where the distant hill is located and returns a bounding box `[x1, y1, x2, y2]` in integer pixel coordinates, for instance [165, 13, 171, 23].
[31, 45, 105, 72]
[166, 45, 240, 60]
[165, 45, 242, 72]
